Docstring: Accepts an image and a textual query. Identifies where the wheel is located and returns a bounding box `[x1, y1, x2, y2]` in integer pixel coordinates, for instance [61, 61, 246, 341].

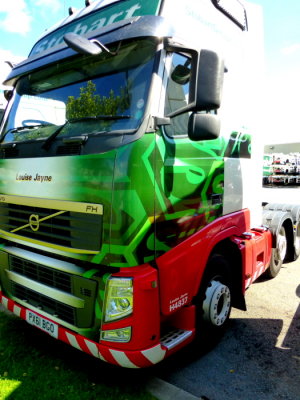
[293, 223, 300, 260]
[265, 226, 287, 278]
[197, 254, 232, 335]
[203, 280, 231, 327]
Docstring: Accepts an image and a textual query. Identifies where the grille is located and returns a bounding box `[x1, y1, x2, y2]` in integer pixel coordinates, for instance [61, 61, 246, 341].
[11, 282, 76, 325]
[7, 254, 98, 328]
[10, 255, 72, 293]
[0, 202, 102, 252]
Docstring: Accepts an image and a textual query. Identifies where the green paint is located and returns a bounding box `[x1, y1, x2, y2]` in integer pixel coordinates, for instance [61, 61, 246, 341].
[83, 269, 100, 279]
[94, 272, 111, 321]
[0, 128, 250, 269]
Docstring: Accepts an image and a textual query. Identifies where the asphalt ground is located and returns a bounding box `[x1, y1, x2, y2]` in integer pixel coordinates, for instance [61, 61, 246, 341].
[149, 256, 300, 400]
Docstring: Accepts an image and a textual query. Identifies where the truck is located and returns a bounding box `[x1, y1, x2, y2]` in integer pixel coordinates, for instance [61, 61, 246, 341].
[263, 150, 300, 186]
[0, 0, 299, 369]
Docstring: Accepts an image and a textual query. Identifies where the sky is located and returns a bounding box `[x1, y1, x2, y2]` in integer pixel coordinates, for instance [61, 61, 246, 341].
[0, 0, 299, 144]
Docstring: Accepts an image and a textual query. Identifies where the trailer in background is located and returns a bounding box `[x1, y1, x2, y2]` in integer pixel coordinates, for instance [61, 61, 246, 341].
[264, 143, 300, 187]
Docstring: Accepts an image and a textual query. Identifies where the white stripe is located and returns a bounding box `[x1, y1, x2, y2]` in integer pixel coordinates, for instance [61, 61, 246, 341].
[13, 305, 21, 317]
[245, 278, 251, 288]
[259, 266, 265, 275]
[84, 340, 100, 358]
[142, 345, 166, 364]
[110, 350, 139, 369]
[1, 297, 8, 309]
[98, 351, 107, 362]
[66, 332, 82, 351]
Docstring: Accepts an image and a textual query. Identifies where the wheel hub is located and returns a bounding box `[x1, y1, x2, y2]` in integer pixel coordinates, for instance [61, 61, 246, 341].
[203, 280, 231, 326]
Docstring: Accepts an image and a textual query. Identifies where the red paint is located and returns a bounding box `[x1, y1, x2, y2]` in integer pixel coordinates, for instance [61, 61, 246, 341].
[157, 209, 251, 315]
[0, 209, 273, 367]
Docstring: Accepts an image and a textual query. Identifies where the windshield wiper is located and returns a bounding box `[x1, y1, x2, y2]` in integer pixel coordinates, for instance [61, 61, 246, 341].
[42, 115, 131, 150]
[42, 120, 70, 150]
[0, 123, 54, 144]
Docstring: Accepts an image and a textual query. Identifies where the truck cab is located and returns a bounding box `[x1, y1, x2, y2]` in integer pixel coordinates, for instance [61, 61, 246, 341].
[0, 0, 295, 368]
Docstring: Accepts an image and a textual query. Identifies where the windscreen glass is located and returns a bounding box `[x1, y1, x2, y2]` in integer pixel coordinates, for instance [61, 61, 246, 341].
[2, 39, 156, 143]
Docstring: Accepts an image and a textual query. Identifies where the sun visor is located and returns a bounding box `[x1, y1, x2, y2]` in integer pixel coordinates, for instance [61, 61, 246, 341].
[4, 15, 173, 87]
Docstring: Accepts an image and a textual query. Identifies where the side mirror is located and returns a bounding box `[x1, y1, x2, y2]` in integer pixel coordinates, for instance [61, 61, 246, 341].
[64, 33, 102, 55]
[163, 39, 225, 143]
[4, 90, 13, 102]
[188, 112, 220, 141]
[171, 64, 190, 85]
[165, 46, 225, 118]
[193, 49, 224, 111]
[64, 33, 114, 56]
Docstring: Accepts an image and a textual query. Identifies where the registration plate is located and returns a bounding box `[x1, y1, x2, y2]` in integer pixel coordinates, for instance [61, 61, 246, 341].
[26, 310, 58, 339]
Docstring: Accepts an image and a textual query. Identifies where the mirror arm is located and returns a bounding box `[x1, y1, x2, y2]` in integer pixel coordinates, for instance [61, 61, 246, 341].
[154, 116, 171, 129]
[166, 103, 195, 119]
[5, 61, 16, 69]
[90, 39, 118, 55]
[163, 38, 197, 56]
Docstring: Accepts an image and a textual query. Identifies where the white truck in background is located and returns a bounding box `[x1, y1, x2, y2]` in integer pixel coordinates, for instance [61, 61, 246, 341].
[263, 149, 300, 186]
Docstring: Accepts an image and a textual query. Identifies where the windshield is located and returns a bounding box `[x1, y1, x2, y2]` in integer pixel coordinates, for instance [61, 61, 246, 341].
[1, 39, 156, 144]
[0, 89, 6, 121]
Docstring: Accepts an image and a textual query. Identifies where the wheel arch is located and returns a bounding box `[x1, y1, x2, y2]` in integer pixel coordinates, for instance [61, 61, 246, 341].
[200, 238, 246, 311]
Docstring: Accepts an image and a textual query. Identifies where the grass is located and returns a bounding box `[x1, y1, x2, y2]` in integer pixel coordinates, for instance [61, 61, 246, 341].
[0, 310, 157, 400]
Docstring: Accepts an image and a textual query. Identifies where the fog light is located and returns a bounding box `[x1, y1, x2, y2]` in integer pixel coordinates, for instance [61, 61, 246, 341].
[101, 327, 132, 343]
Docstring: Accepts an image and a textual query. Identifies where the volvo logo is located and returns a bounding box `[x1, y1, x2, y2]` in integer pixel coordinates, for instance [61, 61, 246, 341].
[29, 214, 40, 231]
[10, 209, 66, 235]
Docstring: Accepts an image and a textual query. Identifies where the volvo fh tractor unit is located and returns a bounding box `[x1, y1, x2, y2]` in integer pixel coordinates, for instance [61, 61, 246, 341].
[0, 0, 299, 368]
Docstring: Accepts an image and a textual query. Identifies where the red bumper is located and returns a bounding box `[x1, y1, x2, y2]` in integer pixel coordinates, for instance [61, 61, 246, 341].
[0, 292, 167, 368]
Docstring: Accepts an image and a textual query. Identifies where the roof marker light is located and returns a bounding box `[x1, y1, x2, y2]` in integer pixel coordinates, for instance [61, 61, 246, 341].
[68, 7, 77, 16]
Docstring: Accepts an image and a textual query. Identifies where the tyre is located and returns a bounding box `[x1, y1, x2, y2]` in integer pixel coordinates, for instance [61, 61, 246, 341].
[265, 225, 287, 278]
[293, 223, 300, 260]
[196, 254, 232, 335]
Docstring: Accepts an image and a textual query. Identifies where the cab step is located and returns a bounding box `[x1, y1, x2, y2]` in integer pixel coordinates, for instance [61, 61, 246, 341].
[161, 328, 193, 350]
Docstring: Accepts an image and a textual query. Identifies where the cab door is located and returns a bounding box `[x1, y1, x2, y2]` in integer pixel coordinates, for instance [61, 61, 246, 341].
[154, 52, 224, 253]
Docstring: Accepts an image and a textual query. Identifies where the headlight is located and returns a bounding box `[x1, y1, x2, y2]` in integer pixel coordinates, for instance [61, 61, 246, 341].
[104, 277, 133, 322]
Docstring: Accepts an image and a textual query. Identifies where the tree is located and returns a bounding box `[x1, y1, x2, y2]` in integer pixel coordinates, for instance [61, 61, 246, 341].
[66, 80, 130, 120]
